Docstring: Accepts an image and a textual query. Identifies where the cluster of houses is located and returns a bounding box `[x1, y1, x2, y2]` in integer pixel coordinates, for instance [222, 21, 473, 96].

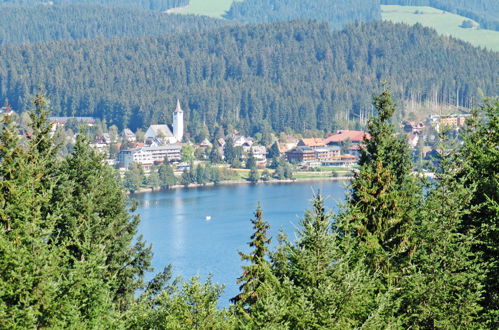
[1, 101, 472, 171]
[283, 130, 368, 167]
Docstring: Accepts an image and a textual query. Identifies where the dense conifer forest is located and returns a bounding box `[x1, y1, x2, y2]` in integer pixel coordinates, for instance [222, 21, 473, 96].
[381, 0, 499, 31]
[0, 5, 230, 45]
[0, 0, 188, 10]
[225, 0, 381, 30]
[0, 21, 496, 134]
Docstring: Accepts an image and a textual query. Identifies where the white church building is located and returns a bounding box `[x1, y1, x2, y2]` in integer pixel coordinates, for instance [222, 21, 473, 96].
[145, 100, 184, 144]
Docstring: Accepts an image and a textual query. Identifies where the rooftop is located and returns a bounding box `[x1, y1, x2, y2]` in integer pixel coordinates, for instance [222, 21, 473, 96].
[324, 130, 370, 144]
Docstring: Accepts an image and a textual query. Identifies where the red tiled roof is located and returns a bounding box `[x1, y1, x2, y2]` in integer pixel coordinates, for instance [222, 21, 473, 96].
[324, 130, 370, 144]
[298, 138, 325, 147]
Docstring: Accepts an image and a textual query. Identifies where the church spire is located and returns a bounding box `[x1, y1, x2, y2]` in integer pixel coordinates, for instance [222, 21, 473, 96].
[175, 99, 183, 113]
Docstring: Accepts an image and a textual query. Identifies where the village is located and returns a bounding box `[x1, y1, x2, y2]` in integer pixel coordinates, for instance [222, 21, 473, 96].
[0, 101, 470, 189]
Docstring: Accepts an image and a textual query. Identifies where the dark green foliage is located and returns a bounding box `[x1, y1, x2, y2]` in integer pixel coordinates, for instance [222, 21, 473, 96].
[55, 134, 153, 312]
[224, 139, 237, 165]
[381, 0, 499, 30]
[209, 146, 223, 164]
[0, 5, 230, 45]
[0, 0, 188, 11]
[158, 162, 177, 188]
[126, 273, 235, 329]
[0, 93, 119, 327]
[260, 169, 271, 181]
[245, 151, 256, 169]
[124, 163, 145, 193]
[267, 142, 280, 159]
[339, 88, 420, 283]
[225, 0, 381, 30]
[232, 205, 272, 315]
[398, 154, 484, 328]
[0, 21, 496, 132]
[247, 168, 260, 182]
[455, 100, 499, 325]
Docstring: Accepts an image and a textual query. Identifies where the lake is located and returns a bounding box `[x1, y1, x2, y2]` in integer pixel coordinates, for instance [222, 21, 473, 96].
[135, 180, 348, 306]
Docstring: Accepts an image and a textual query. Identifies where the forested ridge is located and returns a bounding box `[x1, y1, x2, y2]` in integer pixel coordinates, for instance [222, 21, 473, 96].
[0, 5, 231, 45]
[0, 21, 497, 134]
[381, 0, 499, 31]
[0, 0, 188, 10]
[225, 0, 381, 30]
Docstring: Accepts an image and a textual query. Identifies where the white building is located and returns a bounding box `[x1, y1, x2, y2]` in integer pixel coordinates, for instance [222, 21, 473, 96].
[144, 99, 184, 144]
[145, 125, 176, 144]
[173, 99, 184, 143]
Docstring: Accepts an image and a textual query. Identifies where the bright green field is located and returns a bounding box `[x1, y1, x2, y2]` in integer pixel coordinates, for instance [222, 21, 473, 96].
[382, 5, 499, 51]
[181, 0, 238, 18]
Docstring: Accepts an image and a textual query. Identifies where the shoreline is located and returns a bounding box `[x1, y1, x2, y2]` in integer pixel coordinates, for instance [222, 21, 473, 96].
[128, 176, 352, 194]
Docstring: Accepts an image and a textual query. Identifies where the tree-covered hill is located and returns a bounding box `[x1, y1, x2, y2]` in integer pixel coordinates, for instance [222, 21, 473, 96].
[381, 0, 499, 31]
[225, 0, 382, 30]
[0, 0, 187, 10]
[0, 5, 231, 45]
[0, 21, 497, 133]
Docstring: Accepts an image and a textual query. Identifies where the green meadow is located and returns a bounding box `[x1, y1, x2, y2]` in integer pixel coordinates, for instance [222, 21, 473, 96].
[382, 5, 499, 51]
[181, 0, 239, 18]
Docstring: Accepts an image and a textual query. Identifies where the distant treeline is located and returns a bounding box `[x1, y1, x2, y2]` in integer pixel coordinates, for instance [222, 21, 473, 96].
[0, 0, 188, 10]
[381, 0, 499, 31]
[225, 0, 381, 30]
[0, 21, 497, 134]
[0, 5, 231, 45]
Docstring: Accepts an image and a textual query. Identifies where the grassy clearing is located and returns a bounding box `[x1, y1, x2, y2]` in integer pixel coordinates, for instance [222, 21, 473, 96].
[381, 5, 499, 51]
[181, 0, 238, 18]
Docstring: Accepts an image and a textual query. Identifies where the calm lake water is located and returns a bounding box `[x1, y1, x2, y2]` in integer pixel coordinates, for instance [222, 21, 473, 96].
[135, 180, 347, 306]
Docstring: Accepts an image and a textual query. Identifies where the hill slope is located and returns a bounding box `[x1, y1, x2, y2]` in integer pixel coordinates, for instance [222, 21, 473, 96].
[0, 5, 231, 45]
[381, 0, 499, 31]
[382, 5, 499, 51]
[224, 0, 381, 30]
[0, 0, 188, 11]
[0, 21, 496, 133]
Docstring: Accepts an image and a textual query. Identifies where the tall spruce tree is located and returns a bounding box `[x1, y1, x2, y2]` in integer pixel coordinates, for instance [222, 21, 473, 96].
[455, 99, 498, 325]
[338, 88, 420, 284]
[55, 134, 153, 312]
[398, 151, 484, 328]
[231, 204, 272, 316]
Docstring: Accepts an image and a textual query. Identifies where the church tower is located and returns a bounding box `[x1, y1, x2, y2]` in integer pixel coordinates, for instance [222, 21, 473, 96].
[173, 99, 184, 143]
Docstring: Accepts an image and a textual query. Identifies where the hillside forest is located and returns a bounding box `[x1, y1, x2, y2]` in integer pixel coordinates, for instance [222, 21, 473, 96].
[0, 21, 497, 136]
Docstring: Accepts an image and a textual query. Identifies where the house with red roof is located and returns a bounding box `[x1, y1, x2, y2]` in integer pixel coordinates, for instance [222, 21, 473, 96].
[324, 130, 370, 145]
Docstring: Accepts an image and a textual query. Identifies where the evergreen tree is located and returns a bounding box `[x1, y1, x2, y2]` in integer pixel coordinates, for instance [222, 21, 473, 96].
[338, 88, 421, 284]
[267, 142, 280, 159]
[224, 138, 236, 164]
[455, 99, 499, 324]
[55, 133, 153, 313]
[231, 204, 272, 316]
[209, 146, 223, 164]
[124, 163, 144, 192]
[398, 151, 484, 328]
[246, 150, 257, 169]
[158, 162, 176, 188]
[147, 169, 161, 189]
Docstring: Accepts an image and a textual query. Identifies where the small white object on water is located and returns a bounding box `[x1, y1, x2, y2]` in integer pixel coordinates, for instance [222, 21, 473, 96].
[205, 216, 212, 221]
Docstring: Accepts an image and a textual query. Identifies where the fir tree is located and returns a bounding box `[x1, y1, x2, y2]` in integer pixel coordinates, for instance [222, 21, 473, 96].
[338, 88, 420, 284]
[231, 204, 272, 316]
[158, 162, 176, 188]
[399, 151, 484, 328]
[455, 99, 499, 324]
[246, 150, 257, 169]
